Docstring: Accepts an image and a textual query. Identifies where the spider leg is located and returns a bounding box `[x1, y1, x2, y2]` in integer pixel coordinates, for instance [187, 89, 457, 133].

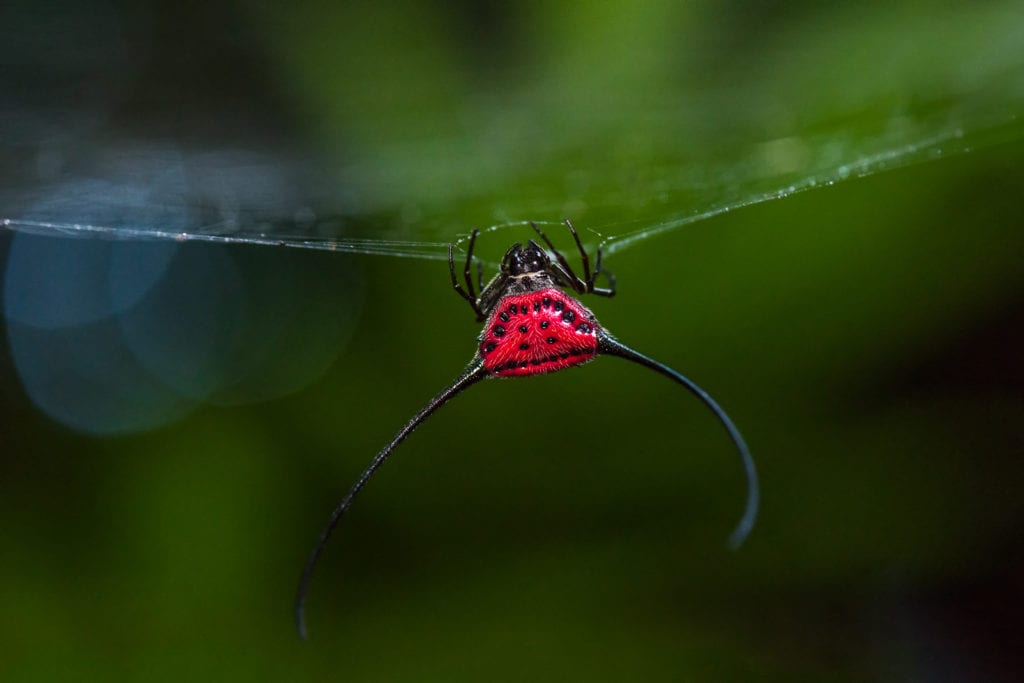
[563, 218, 593, 286]
[450, 231, 485, 318]
[462, 229, 480, 302]
[476, 259, 484, 293]
[590, 282, 616, 298]
[530, 221, 587, 294]
[476, 271, 510, 320]
[449, 243, 474, 304]
[589, 246, 616, 297]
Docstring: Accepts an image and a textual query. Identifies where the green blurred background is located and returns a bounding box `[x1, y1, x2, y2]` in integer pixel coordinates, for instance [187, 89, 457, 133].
[2, 1, 1024, 680]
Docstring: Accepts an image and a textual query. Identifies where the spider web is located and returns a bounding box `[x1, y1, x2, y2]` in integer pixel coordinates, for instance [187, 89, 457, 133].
[2, 2, 1022, 261]
[2, 0, 1024, 435]
[3, 114, 1020, 261]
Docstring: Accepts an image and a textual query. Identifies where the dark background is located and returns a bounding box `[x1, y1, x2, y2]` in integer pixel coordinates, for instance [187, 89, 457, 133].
[2, 1, 1023, 680]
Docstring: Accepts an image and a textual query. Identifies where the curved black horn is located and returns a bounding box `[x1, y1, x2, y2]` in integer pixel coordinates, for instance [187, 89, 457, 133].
[296, 361, 488, 638]
[598, 334, 759, 549]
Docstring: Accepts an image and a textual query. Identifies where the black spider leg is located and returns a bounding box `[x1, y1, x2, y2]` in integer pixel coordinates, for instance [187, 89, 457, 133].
[528, 221, 586, 293]
[530, 220, 616, 297]
[597, 334, 759, 549]
[590, 236, 616, 295]
[461, 231, 479, 301]
[449, 229, 486, 320]
[295, 360, 488, 639]
[562, 218, 615, 296]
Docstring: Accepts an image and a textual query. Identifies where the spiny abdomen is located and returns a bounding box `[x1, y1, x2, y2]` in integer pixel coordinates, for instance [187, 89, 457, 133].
[479, 288, 600, 377]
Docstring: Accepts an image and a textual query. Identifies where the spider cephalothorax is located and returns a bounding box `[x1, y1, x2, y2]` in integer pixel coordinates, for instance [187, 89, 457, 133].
[502, 239, 551, 277]
[295, 219, 758, 638]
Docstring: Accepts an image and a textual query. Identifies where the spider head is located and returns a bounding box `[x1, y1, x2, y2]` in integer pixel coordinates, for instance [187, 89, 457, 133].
[502, 240, 551, 276]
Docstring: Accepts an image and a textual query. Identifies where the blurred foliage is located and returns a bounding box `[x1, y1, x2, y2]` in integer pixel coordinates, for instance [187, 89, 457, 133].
[2, 1, 1024, 681]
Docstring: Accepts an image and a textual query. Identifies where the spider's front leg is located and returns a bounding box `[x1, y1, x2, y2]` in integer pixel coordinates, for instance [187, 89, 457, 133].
[449, 230, 486, 320]
[531, 220, 616, 297]
[588, 243, 616, 298]
[563, 219, 615, 297]
[530, 221, 587, 294]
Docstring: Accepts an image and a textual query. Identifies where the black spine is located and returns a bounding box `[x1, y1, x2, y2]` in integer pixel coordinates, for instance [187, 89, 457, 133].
[296, 360, 488, 638]
[597, 334, 759, 549]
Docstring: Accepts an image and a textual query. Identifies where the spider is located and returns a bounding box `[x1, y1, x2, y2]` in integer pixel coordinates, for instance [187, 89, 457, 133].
[295, 219, 758, 638]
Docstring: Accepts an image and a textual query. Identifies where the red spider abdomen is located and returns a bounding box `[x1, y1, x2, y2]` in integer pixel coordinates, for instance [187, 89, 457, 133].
[479, 288, 601, 377]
